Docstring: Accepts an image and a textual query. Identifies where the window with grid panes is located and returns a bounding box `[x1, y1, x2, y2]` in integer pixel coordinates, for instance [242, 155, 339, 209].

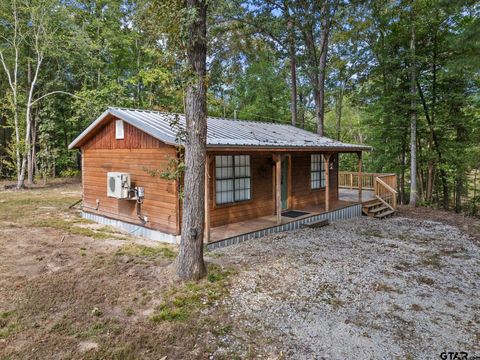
[215, 155, 251, 205]
[311, 154, 326, 189]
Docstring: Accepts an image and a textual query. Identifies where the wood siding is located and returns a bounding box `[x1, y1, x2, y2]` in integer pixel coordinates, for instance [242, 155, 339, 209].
[290, 153, 338, 208]
[84, 117, 164, 150]
[80, 116, 341, 234]
[206, 153, 275, 228]
[81, 117, 179, 234]
[204, 152, 339, 228]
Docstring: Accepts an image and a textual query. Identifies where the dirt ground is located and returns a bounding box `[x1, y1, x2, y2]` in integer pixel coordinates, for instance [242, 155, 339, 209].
[0, 180, 233, 360]
[1, 180, 479, 359]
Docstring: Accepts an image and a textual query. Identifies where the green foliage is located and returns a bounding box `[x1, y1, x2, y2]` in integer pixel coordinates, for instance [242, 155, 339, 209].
[34, 218, 126, 240]
[59, 169, 81, 178]
[115, 243, 177, 260]
[0, 0, 477, 215]
[150, 264, 233, 323]
[0, 310, 20, 339]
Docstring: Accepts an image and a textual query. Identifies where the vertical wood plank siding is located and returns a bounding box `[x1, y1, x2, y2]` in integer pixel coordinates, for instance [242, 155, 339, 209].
[204, 152, 339, 228]
[82, 117, 179, 234]
[290, 153, 338, 208]
[205, 153, 275, 228]
[81, 116, 342, 235]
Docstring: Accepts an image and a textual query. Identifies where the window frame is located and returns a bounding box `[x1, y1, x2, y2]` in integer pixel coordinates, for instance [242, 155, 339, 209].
[214, 155, 252, 206]
[115, 119, 124, 139]
[310, 154, 326, 190]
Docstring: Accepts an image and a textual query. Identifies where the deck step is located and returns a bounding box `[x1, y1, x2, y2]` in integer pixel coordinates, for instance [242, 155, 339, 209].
[362, 200, 395, 219]
[362, 201, 383, 209]
[305, 219, 329, 228]
[369, 205, 389, 214]
[375, 209, 395, 218]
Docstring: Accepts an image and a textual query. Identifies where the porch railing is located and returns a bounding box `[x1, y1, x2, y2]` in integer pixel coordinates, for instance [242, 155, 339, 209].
[374, 177, 398, 210]
[339, 171, 398, 209]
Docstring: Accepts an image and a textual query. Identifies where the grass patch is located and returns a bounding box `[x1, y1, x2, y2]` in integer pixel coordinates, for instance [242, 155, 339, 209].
[75, 321, 109, 339]
[212, 324, 233, 337]
[115, 243, 176, 260]
[151, 307, 188, 322]
[359, 229, 383, 238]
[421, 253, 442, 268]
[0, 321, 20, 339]
[416, 276, 435, 286]
[0, 189, 78, 223]
[51, 317, 117, 340]
[0, 310, 16, 320]
[0, 185, 127, 241]
[34, 218, 125, 240]
[0, 311, 20, 339]
[96, 226, 118, 234]
[124, 308, 134, 316]
[150, 264, 233, 324]
[374, 282, 402, 294]
[410, 304, 423, 311]
[396, 233, 410, 241]
[316, 283, 344, 308]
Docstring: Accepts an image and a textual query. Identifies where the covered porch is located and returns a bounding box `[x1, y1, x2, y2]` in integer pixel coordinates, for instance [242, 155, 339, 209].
[204, 150, 372, 246]
[206, 168, 398, 248]
[209, 194, 367, 243]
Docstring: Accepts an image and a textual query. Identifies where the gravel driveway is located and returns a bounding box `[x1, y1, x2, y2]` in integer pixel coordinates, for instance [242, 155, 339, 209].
[213, 216, 480, 359]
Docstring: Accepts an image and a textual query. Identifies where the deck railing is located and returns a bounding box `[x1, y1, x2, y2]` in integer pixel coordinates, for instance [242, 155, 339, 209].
[374, 177, 398, 210]
[339, 171, 398, 209]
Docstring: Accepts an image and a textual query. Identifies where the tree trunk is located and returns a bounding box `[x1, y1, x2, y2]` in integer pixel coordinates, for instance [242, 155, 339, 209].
[316, 1, 331, 136]
[27, 118, 36, 184]
[0, 0, 23, 189]
[400, 139, 406, 205]
[441, 173, 449, 210]
[409, 21, 417, 206]
[416, 136, 424, 200]
[427, 163, 435, 202]
[287, 18, 297, 126]
[335, 81, 344, 140]
[455, 177, 462, 213]
[175, 0, 208, 281]
[13, 91, 22, 189]
[298, 90, 305, 128]
[473, 169, 478, 215]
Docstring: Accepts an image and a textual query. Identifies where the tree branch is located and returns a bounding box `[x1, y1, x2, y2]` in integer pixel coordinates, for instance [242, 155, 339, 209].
[31, 91, 83, 106]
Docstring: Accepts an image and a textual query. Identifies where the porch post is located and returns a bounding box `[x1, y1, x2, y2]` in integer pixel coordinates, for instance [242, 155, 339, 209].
[204, 154, 211, 243]
[274, 154, 282, 224]
[357, 151, 363, 202]
[324, 153, 331, 212]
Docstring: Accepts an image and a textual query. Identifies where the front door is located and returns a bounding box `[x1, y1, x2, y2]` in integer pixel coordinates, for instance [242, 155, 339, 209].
[281, 157, 288, 210]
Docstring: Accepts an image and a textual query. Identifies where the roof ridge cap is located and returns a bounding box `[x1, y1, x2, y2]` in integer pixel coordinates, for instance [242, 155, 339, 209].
[108, 107, 294, 126]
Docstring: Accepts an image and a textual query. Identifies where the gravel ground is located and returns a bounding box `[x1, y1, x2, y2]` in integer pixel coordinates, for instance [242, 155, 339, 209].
[213, 216, 480, 359]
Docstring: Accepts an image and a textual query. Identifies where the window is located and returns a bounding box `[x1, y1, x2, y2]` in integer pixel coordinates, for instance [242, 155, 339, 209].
[311, 154, 326, 189]
[115, 119, 124, 139]
[215, 155, 251, 205]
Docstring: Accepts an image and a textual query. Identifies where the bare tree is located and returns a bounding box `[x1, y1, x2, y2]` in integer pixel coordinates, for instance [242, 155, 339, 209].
[175, 0, 208, 281]
[409, 17, 417, 206]
[0, 0, 22, 189]
[1, 0, 74, 188]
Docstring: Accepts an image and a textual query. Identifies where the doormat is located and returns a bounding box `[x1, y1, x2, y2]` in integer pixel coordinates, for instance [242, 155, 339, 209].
[282, 210, 310, 218]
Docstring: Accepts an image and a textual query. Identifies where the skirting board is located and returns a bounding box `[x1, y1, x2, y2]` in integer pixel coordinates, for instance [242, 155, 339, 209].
[82, 211, 180, 244]
[207, 203, 362, 250]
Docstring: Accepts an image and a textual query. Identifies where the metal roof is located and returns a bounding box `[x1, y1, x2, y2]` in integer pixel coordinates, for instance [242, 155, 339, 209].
[68, 107, 371, 151]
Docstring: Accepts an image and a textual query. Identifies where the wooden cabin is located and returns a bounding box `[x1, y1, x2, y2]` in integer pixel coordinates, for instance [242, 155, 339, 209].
[69, 107, 397, 248]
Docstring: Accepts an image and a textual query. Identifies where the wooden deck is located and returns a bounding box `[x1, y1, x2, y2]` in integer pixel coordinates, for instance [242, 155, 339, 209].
[210, 190, 373, 243]
[338, 189, 375, 202]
